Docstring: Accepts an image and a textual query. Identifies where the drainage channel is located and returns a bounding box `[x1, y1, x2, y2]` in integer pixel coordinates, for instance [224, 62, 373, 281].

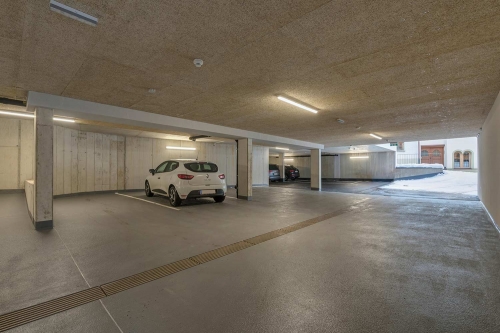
[0, 198, 371, 332]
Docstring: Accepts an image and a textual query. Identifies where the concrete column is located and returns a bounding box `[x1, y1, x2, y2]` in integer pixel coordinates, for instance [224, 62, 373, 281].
[278, 152, 285, 182]
[33, 107, 53, 230]
[311, 149, 321, 191]
[237, 139, 252, 200]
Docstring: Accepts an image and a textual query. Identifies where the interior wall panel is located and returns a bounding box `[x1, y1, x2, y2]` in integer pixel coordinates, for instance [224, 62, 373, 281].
[0, 119, 20, 190]
[19, 120, 34, 189]
[252, 146, 269, 186]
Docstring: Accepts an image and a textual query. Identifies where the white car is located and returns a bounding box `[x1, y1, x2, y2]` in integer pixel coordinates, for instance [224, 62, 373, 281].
[145, 160, 227, 207]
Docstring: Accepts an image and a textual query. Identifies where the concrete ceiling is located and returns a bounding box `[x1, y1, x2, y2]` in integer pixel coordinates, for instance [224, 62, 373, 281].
[1, 0, 500, 147]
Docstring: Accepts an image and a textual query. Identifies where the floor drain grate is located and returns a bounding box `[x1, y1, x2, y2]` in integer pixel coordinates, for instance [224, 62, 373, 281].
[0, 287, 105, 332]
[189, 241, 254, 264]
[1, 200, 371, 331]
[101, 258, 199, 296]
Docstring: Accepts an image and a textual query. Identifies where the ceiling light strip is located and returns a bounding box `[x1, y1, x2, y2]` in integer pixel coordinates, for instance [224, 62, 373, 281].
[275, 147, 289, 150]
[369, 133, 382, 140]
[277, 96, 318, 114]
[0, 110, 76, 122]
[49, 0, 98, 26]
[166, 146, 196, 151]
[350, 156, 369, 159]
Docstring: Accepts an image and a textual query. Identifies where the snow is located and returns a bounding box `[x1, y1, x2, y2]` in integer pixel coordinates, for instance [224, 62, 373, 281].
[382, 170, 477, 195]
[396, 163, 444, 169]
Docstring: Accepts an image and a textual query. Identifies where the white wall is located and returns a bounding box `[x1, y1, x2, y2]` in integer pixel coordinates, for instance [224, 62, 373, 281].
[396, 138, 478, 169]
[0, 117, 240, 192]
[252, 146, 269, 186]
[0, 119, 33, 189]
[479, 93, 500, 228]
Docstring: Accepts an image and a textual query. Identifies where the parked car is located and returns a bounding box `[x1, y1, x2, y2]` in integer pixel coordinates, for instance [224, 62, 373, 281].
[145, 160, 227, 207]
[269, 164, 281, 182]
[285, 165, 300, 181]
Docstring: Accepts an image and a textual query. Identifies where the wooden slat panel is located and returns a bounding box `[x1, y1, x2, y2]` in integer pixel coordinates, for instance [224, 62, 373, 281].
[63, 128, 72, 194]
[94, 133, 103, 191]
[86, 132, 95, 192]
[19, 120, 34, 188]
[116, 136, 125, 190]
[102, 134, 110, 191]
[54, 126, 64, 195]
[110, 135, 118, 190]
[77, 131, 87, 192]
[70, 130, 78, 193]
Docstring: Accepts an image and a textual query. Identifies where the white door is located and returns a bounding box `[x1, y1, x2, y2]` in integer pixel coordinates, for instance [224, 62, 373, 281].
[150, 161, 168, 193]
[161, 161, 180, 191]
[334, 155, 340, 179]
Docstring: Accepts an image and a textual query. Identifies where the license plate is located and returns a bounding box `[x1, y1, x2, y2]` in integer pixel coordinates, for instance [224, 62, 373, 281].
[201, 190, 215, 194]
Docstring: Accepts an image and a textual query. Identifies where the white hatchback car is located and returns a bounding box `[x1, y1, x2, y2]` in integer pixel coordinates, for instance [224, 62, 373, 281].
[145, 160, 227, 207]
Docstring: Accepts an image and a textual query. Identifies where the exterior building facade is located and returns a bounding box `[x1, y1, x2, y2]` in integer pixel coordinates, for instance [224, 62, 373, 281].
[395, 137, 478, 169]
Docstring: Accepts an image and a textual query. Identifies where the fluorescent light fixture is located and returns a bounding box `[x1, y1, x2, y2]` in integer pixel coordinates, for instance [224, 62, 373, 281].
[275, 147, 289, 150]
[166, 146, 196, 151]
[0, 110, 34, 118]
[53, 117, 75, 123]
[350, 156, 369, 159]
[369, 133, 383, 140]
[284, 158, 294, 161]
[277, 96, 318, 114]
[49, 0, 98, 26]
[1, 110, 77, 122]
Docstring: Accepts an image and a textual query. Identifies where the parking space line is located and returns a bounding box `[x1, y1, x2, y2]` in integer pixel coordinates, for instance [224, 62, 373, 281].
[115, 193, 180, 211]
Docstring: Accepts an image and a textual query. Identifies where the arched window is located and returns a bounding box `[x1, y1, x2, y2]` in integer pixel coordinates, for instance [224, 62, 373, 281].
[463, 151, 471, 168]
[421, 150, 429, 157]
[454, 152, 462, 168]
[432, 150, 441, 157]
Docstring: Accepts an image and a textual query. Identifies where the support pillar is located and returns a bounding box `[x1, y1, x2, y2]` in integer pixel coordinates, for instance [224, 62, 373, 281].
[278, 152, 286, 182]
[311, 149, 321, 191]
[33, 107, 53, 229]
[237, 139, 252, 200]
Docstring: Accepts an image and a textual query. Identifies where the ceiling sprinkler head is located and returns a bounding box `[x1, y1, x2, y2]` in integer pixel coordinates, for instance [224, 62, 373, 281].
[337, 118, 345, 124]
[193, 59, 204, 67]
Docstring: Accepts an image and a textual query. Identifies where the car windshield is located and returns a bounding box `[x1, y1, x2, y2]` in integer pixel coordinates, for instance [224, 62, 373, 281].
[184, 162, 218, 173]
[269, 164, 279, 170]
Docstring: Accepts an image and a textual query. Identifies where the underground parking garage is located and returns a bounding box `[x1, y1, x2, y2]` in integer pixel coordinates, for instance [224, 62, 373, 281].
[1, 1, 500, 332]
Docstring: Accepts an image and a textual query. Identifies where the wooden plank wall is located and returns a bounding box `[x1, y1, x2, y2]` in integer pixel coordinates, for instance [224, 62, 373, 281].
[0, 118, 246, 191]
[53, 127, 126, 195]
[0, 119, 34, 189]
[252, 146, 269, 186]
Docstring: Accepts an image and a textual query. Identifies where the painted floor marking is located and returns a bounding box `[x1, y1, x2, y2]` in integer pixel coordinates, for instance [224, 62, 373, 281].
[115, 193, 180, 211]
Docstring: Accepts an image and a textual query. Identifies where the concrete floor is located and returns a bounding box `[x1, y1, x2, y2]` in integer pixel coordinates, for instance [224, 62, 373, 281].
[1, 186, 499, 332]
[271, 179, 480, 201]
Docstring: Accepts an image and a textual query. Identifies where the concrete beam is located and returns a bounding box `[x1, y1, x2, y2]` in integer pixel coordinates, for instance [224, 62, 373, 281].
[27, 92, 324, 150]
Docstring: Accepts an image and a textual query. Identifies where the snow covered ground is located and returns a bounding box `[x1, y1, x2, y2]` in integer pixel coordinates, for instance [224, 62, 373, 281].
[382, 170, 478, 195]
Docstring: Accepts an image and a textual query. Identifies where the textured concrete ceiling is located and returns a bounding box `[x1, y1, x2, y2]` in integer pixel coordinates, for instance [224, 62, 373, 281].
[1, 0, 500, 147]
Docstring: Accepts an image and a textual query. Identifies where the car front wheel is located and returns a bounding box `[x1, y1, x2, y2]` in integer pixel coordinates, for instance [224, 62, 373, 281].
[169, 186, 182, 207]
[214, 196, 225, 203]
[145, 181, 154, 197]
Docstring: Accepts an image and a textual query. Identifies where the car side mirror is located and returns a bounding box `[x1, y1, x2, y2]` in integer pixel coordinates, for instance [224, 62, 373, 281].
[149, 169, 155, 175]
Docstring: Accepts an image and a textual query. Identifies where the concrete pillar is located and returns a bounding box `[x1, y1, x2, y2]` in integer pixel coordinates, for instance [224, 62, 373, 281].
[237, 139, 252, 200]
[311, 149, 321, 191]
[278, 152, 285, 182]
[33, 107, 53, 230]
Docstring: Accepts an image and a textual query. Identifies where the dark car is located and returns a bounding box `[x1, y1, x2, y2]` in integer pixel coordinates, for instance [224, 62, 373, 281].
[285, 165, 300, 181]
[269, 164, 281, 182]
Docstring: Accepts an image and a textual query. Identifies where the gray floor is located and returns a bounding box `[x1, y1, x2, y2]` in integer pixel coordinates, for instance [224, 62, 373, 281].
[270, 179, 480, 201]
[1, 186, 499, 332]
